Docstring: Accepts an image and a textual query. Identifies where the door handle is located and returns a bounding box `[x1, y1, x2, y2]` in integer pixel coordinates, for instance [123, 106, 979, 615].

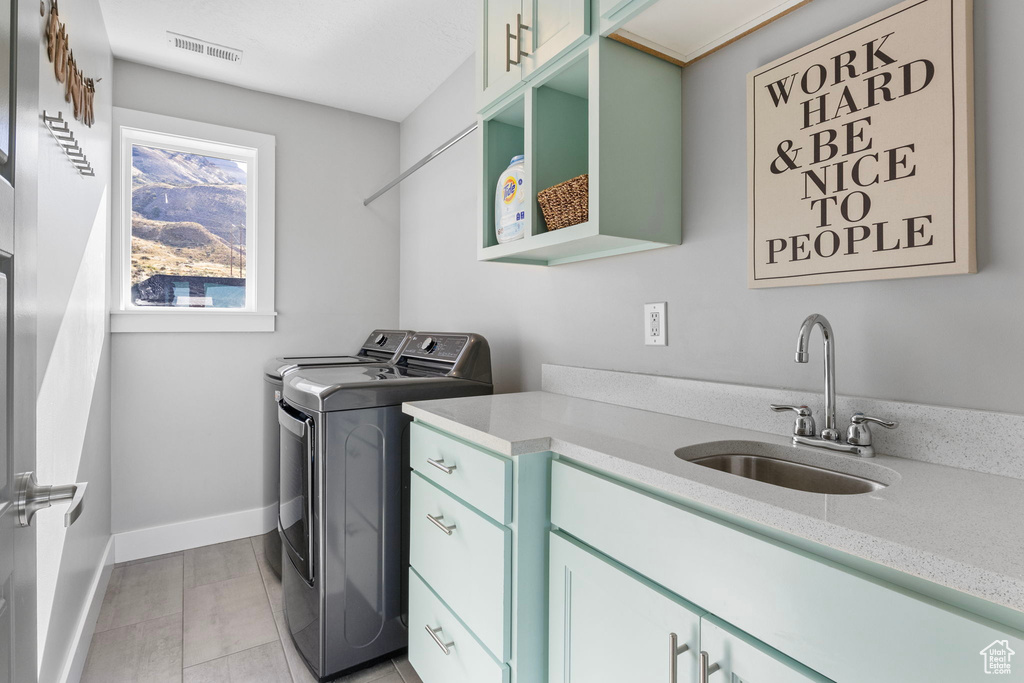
[699, 651, 720, 682]
[16, 472, 88, 527]
[669, 632, 690, 682]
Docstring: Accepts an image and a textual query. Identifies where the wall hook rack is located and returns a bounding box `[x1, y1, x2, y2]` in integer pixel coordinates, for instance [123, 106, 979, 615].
[42, 110, 94, 177]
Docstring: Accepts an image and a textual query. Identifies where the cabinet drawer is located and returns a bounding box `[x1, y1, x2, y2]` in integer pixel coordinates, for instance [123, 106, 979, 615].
[551, 460, 1023, 683]
[410, 422, 512, 524]
[410, 473, 511, 661]
[409, 569, 510, 683]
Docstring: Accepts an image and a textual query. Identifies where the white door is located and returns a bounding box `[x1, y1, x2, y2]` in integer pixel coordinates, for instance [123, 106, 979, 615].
[0, 269, 18, 683]
[1, 0, 43, 680]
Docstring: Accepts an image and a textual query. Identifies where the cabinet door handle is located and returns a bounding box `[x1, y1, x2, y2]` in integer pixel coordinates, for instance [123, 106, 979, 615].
[426, 513, 457, 536]
[505, 13, 530, 71]
[516, 14, 530, 59]
[426, 457, 456, 475]
[669, 633, 690, 682]
[699, 651, 721, 682]
[505, 22, 514, 71]
[425, 625, 455, 655]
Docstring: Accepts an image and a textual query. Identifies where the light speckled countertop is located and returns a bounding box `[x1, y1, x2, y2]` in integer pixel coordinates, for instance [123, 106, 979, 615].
[404, 391, 1024, 614]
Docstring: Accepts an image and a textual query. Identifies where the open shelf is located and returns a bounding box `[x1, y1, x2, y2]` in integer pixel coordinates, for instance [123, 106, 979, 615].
[479, 220, 669, 265]
[481, 95, 526, 249]
[478, 38, 682, 266]
[533, 53, 589, 234]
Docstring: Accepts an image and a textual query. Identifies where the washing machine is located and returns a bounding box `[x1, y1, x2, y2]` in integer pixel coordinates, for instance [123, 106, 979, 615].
[261, 329, 413, 578]
[278, 333, 492, 680]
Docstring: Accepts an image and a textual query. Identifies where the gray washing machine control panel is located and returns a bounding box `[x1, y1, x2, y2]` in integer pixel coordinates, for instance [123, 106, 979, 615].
[398, 333, 492, 384]
[359, 329, 413, 356]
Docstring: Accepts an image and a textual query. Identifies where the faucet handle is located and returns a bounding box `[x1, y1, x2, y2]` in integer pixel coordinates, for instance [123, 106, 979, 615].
[770, 404, 816, 437]
[850, 413, 898, 429]
[770, 403, 812, 416]
[847, 413, 898, 447]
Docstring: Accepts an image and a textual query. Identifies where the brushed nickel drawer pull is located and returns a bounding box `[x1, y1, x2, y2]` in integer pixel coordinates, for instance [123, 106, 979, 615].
[669, 632, 690, 682]
[699, 651, 720, 682]
[427, 457, 456, 475]
[426, 625, 455, 655]
[426, 513, 457, 536]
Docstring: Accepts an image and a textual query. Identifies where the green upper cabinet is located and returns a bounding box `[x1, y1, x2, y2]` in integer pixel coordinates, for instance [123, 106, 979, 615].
[549, 532, 703, 683]
[521, 0, 591, 79]
[479, 0, 591, 113]
[596, 0, 658, 33]
[700, 616, 832, 683]
[479, 38, 682, 266]
[599, 0, 822, 67]
[479, 0, 527, 111]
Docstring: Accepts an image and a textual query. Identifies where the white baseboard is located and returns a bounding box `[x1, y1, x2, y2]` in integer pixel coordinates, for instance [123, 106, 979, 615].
[60, 536, 115, 683]
[113, 503, 277, 564]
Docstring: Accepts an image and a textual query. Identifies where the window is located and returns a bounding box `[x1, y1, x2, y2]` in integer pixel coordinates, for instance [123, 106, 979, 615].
[112, 108, 276, 332]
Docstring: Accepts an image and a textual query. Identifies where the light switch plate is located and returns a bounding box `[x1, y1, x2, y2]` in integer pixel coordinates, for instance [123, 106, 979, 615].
[644, 302, 667, 346]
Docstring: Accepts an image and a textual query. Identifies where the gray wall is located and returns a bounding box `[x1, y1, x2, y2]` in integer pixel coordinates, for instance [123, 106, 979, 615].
[34, 0, 113, 680]
[111, 61, 401, 533]
[399, 0, 1024, 415]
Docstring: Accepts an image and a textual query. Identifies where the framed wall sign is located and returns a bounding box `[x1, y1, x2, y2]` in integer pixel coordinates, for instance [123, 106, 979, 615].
[747, 0, 974, 288]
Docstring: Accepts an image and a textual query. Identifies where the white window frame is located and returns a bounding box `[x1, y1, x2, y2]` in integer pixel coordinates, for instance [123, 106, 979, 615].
[111, 107, 276, 333]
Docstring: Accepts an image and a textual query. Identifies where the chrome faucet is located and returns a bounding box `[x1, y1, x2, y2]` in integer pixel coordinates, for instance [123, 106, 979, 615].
[795, 313, 839, 441]
[772, 314, 898, 458]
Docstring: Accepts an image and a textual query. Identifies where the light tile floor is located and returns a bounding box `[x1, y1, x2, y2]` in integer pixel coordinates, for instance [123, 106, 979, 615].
[83, 536, 424, 683]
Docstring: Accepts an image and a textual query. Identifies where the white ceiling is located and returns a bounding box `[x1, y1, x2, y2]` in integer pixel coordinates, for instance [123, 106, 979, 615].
[97, 0, 477, 122]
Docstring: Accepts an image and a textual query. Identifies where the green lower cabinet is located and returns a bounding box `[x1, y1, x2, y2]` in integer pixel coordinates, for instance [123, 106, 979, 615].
[699, 615, 831, 683]
[550, 459, 1024, 682]
[407, 420, 551, 683]
[548, 531, 832, 683]
[409, 473, 511, 661]
[409, 569, 511, 683]
[410, 426, 1024, 683]
[549, 531, 703, 682]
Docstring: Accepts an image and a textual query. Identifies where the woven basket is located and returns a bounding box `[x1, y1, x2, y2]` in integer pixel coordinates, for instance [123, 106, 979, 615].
[537, 174, 588, 231]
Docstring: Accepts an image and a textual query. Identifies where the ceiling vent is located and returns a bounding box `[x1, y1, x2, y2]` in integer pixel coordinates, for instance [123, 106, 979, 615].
[166, 32, 242, 63]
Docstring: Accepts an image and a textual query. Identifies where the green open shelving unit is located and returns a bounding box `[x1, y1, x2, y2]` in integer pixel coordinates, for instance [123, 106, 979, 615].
[479, 38, 682, 266]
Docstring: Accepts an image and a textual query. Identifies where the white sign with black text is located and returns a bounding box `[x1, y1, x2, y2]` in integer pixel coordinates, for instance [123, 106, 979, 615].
[747, 0, 975, 288]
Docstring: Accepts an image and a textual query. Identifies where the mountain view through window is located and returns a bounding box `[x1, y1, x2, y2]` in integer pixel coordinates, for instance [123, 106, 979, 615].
[130, 145, 248, 308]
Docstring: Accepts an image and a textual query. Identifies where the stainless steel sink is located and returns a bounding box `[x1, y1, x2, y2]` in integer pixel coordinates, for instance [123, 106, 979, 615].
[676, 441, 893, 495]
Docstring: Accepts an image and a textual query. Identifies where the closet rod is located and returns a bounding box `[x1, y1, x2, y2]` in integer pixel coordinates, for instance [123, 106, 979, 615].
[363, 122, 478, 206]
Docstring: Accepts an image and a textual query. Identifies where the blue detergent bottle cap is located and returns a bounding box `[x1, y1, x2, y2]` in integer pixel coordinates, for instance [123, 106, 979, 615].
[510, 155, 525, 164]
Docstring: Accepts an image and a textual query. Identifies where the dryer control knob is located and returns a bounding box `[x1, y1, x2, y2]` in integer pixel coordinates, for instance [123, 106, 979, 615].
[374, 333, 387, 346]
[420, 337, 436, 353]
